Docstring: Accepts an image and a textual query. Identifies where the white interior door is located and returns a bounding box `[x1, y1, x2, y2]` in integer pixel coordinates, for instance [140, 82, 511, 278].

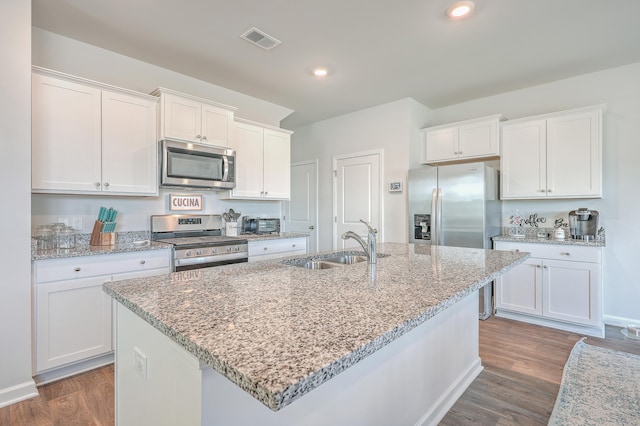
[284, 160, 318, 253]
[334, 151, 382, 250]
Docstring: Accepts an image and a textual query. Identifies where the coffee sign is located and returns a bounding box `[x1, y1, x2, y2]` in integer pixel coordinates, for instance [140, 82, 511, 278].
[169, 194, 203, 211]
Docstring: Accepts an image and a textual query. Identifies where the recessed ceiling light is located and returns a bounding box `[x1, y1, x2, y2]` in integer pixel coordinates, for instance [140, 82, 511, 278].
[447, 1, 475, 18]
[312, 67, 329, 78]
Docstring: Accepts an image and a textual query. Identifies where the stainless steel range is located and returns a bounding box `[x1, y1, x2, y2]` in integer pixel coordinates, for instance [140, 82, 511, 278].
[151, 214, 248, 272]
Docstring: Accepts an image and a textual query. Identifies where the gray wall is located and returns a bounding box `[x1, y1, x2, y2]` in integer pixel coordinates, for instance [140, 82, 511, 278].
[0, 0, 38, 406]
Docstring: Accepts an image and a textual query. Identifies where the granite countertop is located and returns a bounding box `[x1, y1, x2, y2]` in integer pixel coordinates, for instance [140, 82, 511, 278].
[493, 235, 606, 247]
[239, 232, 309, 241]
[32, 231, 171, 261]
[103, 242, 528, 411]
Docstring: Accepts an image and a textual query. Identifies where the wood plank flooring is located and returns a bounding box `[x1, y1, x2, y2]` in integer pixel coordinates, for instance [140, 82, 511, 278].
[1, 317, 639, 425]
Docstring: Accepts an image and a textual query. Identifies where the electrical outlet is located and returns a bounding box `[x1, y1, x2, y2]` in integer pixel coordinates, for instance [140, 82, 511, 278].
[133, 347, 148, 380]
[72, 216, 83, 231]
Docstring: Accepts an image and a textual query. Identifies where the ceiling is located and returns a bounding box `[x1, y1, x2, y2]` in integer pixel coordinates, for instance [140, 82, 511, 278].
[32, 0, 640, 128]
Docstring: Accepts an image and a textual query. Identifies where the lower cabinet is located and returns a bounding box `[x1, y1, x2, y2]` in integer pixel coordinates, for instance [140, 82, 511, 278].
[33, 249, 171, 376]
[248, 237, 308, 262]
[493, 241, 603, 337]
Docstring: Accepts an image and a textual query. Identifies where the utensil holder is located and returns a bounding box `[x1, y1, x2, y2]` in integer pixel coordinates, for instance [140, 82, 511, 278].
[90, 220, 116, 246]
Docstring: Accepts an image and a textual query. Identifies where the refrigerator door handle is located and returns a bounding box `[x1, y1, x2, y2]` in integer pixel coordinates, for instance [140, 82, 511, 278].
[431, 189, 439, 245]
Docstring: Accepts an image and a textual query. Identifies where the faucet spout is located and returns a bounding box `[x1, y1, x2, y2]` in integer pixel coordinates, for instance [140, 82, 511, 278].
[341, 219, 377, 263]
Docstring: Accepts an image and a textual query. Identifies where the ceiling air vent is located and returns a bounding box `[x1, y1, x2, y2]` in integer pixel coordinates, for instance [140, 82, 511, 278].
[240, 27, 282, 51]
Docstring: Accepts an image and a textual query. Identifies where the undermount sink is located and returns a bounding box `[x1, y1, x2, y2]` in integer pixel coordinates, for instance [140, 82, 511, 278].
[296, 261, 341, 270]
[323, 255, 368, 265]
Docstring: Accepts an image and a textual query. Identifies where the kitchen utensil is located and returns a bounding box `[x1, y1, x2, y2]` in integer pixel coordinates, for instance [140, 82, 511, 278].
[34, 226, 54, 251]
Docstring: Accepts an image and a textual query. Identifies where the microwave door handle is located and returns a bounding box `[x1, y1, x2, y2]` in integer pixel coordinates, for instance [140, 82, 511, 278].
[222, 155, 229, 181]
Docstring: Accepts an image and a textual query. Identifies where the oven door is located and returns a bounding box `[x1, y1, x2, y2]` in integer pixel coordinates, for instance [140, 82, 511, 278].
[173, 249, 248, 272]
[175, 256, 247, 272]
[161, 139, 235, 189]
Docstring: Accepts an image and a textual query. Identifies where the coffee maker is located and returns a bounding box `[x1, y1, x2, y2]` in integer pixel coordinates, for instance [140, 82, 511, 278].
[568, 208, 599, 240]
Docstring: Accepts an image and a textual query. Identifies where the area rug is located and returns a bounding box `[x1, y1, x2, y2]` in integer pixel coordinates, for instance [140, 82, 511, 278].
[548, 338, 640, 425]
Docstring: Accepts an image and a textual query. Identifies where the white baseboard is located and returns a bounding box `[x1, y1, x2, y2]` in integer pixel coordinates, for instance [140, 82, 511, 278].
[0, 380, 39, 409]
[416, 359, 484, 426]
[604, 314, 640, 328]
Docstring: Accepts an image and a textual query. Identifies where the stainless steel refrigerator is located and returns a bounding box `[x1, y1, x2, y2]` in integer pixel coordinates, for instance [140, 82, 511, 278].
[408, 161, 502, 320]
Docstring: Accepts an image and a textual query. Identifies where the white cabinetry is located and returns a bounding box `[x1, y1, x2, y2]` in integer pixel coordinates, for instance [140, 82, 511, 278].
[32, 68, 158, 196]
[493, 241, 603, 337]
[153, 88, 236, 146]
[421, 114, 504, 164]
[223, 119, 293, 200]
[248, 237, 307, 262]
[500, 106, 603, 199]
[33, 249, 171, 377]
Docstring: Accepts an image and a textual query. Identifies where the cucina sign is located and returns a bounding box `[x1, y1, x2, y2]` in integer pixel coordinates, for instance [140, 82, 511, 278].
[169, 194, 203, 211]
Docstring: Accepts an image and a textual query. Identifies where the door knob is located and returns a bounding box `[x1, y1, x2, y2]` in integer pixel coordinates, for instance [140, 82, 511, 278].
[308, 226, 315, 230]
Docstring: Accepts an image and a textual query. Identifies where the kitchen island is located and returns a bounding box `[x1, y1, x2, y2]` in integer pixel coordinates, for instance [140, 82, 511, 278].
[104, 243, 528, 425]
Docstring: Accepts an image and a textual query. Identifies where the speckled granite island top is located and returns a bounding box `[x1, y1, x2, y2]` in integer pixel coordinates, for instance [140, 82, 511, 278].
[103, 243, 528, 411]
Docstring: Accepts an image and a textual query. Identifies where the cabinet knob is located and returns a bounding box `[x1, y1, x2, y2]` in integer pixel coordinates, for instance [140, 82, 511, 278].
[543, 265, 548, 269]
[263, 247, 268, 251]
[560, 252, 570, 256]
[292, 244, 296, 247]
[74, 267, 81, 272]
[539, 189, 545, 192]
[95, 182, 101, 188]
[104, 182, 109, 188]
[196, 134, 202, 139]
[202, 135, 208, 140]
[547, 189, 552, 192]
[308, 225, 315, 230]
[140, 260, 146, 264]
[512, 249, 520, 252]
[264, 191, 268, 196]
[458, 151, 462, 154]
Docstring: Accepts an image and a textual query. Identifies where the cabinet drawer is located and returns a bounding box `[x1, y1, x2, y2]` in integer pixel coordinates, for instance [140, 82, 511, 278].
[494, 242, 601, 263]
[248, 238, 307, 257]
[35, 250, 171, 283]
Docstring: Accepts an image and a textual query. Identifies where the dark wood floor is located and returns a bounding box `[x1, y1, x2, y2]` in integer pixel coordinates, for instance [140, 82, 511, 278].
[2, 317, 639, 425]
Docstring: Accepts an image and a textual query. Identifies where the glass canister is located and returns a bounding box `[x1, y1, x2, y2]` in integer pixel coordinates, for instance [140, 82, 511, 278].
[57, 226, 76, 249]
[34, 226, 54, 251]
[49, 223, 66, 248]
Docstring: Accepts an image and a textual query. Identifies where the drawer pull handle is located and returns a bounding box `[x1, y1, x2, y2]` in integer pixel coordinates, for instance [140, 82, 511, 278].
[543, 265, 548, 269]
[140, 260, 146, 265]
[263, 247, 268, 251]
[560, 252, 571, 256]
[512, 249, 520, 252]
[74, 267, 81, 272]
[292, 244, 296, 247]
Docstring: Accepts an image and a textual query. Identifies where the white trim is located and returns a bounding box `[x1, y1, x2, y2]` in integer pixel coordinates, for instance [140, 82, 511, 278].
[604, 314, 640, 328]
[0, 380, 39, 409]
[332, 149, 384, 250]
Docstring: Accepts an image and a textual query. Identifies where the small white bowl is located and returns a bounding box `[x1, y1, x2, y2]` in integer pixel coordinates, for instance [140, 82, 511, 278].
[132, 240, 150, 247]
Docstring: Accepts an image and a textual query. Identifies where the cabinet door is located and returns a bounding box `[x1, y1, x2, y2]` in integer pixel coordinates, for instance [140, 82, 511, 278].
[32, 73, 102, 192]
[458, 119, 499, 159]
[35, 276, 112, 372]
[546, 110, 601, 198]
[495, 258, 543, 315]
[262, 129, 291, 199]
[231, 122, 264, 198]
[542, 260, 601, 326]
[161, 94, 201, 142]
[500, 120, 547, 199]
[102, 91, 158, 195]
[201, 103, 233, 147]
[423, 127, 458, 163]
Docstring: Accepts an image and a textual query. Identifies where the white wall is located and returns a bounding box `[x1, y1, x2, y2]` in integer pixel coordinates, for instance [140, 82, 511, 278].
[32, 28, 293, 127]
[0, 0, 39, 407]
[291, 98, 432, 250]
[420, 62, 640, 327]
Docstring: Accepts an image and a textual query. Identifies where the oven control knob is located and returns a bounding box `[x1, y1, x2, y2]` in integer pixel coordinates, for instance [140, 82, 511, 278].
[226, 247, 232, 252]
[234, 247, 239, 252]
[196, 249, 203, 256]
[186, 251, 192, 257]
[211, 248, 218, 254]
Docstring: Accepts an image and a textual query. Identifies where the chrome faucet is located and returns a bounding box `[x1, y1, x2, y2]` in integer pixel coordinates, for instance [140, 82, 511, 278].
[341, 219, 377, 264]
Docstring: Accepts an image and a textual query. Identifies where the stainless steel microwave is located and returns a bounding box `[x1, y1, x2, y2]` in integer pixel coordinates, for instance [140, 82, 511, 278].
[160, 139, 236, 190]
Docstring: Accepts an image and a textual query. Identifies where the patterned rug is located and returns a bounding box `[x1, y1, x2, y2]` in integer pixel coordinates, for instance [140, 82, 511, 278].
[548, 339, 640, 425]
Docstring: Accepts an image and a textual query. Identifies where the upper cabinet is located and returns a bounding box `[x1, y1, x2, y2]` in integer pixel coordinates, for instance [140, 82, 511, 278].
[221, 118, 292, 200]
[152, 88, 236, 147]
[32, 68, 158, 196]
[500, 106, 603, 200]
[421, 114, 505, 164]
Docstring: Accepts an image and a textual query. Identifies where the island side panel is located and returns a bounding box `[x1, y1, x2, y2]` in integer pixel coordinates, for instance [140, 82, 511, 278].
[115, 303, 203, 426]
[200, 292, 481, 426]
